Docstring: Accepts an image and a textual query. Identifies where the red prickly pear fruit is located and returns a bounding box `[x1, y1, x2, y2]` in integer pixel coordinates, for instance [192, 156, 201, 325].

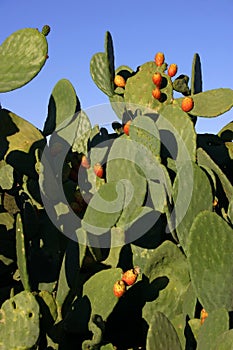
[167, 63, 178, 77]
[114, 75, 126, 88]
[152, 72, 163, 87]
[81, 155, 90, 169]
[155, 52, 165, 66]
[113, 280, 126, 297]
[121, 266, 140, 286]
[181, 96, 194, 112]
[93, 163, 104, 178]
[152, 87, 161, 100]
[123, 120, 131, 135]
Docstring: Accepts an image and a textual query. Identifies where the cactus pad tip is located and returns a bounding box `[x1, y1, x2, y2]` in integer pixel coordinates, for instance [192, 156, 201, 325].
[41, 25, 51, 36]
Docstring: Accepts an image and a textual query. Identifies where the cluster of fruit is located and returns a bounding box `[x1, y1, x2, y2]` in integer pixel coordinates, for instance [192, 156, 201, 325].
[152, 52, 178, 101]
[113, 266, 140, 298]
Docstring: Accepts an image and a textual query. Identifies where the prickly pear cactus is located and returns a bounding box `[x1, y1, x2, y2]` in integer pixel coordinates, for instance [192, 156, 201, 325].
[0, 26, 233, 350]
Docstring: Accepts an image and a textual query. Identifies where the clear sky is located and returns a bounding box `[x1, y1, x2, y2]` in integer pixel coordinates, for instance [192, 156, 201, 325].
[0, 0, 232, 134]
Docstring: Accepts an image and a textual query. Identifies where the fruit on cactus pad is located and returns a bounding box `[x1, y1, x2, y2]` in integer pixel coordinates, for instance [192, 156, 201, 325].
[200, 308, 208, 325]
[181, 96, 194, 112]
[113, 280, 126, 297]
[167, 63, 178, 77]
[81, 155, 90, 169]
[155, 52, 165, 66]
[123, 120, 131, 135]
[122, 266, 140, 286]
[152, 87, 161, 100]
[94, 162, 104, 178]
[152, 72, 163, 87]
[114, 75, 126, 88]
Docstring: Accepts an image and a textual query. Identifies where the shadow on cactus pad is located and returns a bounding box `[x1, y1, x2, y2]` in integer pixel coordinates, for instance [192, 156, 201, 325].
[104, 275, 169, 349]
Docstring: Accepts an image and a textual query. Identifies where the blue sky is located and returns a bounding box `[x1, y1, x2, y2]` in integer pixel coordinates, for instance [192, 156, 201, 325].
[0, 0, 233, 134]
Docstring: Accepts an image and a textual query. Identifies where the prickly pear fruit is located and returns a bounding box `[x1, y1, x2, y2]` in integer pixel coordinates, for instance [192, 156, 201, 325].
[114, 75, 126, 88]
[81, 155, 90, 169]
[152, 72, 163, 87]
[94, 163, 104, 178]
[122, 266, 140, 286]
[152, 87, 161, 100]
[113, 280, 126, 297]
[168, 63, 178, 77]
[155, 52, 165, 66]
[181, 96, 194, 112]
[123, 120, 131, 136]
[200, 308, 208, 325]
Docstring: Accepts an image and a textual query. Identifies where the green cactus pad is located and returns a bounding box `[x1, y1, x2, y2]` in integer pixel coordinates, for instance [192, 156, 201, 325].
[157, 103, 197, 162]
[109, 94, 126, 120]
[0, 28, 48, 92]
[213, 329, 233, 350]
[0, 161, 14, 190]
[16, 212, 30, 291]
[171, 314, 186, 349]
[182, 282, 197, 320]
[72, 110, 92, 155]
[37, 290, 58, 332]
[143, 240, 190, 321]
[175, 88, 233, 117]
[187, 211, 233, 311]
[217, 120, 233, 142]
[0, 291, 40, 349]
[191, 53, 202, 95]
[0, 108, 45, 156]
[197, 147, 233, 202]
[129, 115, 161, 159]
[90, 32, 115, 97]
[188, 318, 201, 342]
[228, 198, 233, 223]
[106, 137, 147, 229]
[82, 267, 122, 320]
[43, 78, 81, 136]
[82, 181, 125, 235]
[173, 74, 190, 96]
[197, 308, 229, 350]
[0, 212, 14, 230]
[124, 62, 173, 112]
[146, 311, 182, 350]
[173, 162, 213, 251]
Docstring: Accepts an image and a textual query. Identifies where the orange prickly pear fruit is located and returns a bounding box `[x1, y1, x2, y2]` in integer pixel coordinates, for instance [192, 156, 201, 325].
[93, 163, 104, 178]
[152, 72, 163, 87]
[167, 63, 178, 77]
[121, 266, 140, 286]
[155, 52, 165, 66]
[81, 155, 90, 169]
[152, 87, 161, 100]
[181, 96, 194, 112]
[113, 280, 126, 297]
[123, 120, 131, 136]
[114, 75, 126, 88]
[200, 308, 208, 325]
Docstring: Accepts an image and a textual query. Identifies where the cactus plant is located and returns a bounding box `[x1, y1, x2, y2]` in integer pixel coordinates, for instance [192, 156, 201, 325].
[0, 26, 233, 350]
